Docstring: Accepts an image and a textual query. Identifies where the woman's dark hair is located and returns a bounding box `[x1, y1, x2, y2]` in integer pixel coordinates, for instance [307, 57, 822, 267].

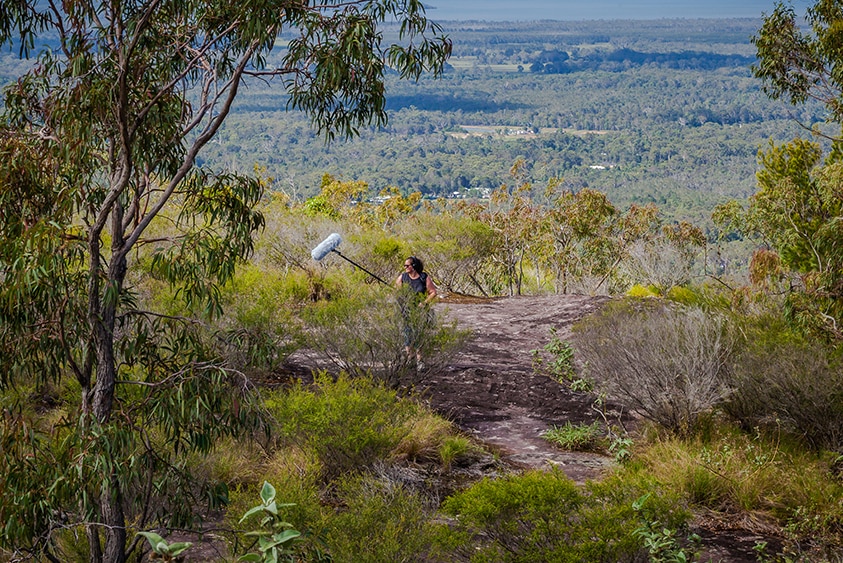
[408, 256, 424, 273]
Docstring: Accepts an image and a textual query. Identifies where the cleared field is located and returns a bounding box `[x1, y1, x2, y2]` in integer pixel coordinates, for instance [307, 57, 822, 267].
[446, 125, 610, 139]
[448, 57, 523, 72]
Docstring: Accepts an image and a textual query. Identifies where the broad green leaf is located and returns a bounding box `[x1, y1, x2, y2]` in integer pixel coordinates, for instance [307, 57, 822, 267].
[137, 531, 165, 549]
[259, 481, 276, 505]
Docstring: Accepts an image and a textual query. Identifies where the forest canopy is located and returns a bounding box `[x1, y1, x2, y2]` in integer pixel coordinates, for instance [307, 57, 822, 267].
[177, 18, 827, 221]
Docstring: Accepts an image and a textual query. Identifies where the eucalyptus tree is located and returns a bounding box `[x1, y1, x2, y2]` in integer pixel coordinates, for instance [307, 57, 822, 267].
[0, 0, 450, 560]
[752, 0, 843, 135]
[737, 0, 843, 339]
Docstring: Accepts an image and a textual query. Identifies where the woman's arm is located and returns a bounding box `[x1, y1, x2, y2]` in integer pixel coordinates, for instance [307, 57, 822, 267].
[423, 275, 438, 304]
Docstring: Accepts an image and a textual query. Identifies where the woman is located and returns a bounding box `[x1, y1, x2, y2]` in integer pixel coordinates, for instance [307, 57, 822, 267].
[395, 256, 437, 370]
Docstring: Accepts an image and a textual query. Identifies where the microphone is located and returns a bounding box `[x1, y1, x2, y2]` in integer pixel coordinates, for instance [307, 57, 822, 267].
[311, 233, 342, 261]
[309, 232, 389, 286]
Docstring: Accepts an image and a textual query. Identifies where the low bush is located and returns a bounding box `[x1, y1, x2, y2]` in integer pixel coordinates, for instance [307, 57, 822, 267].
[265, 373, 418, 481]
[725, 320, 843, 451]
[301, 285, 469, 388]
[623, 232, 704, 293]
[140, 260, 307, 380]
[531, 327, 577, 383]
[214, 265, 307, 379]
[572, 299, 734, 435]
[392, 413, 481, 469]
[391, 410, 456, 463]
[232, 481, 328, 563]
[437, 468, 689, 563]
[325, 473, 438, 563]
[634, 426, 843, 552]
[626, 283, 659, 298]
[438, 435, 479, 470]
[226, 447, 325, 536]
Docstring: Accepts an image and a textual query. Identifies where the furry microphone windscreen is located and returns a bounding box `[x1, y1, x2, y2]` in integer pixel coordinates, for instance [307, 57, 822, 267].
[311, 233, 342, 261]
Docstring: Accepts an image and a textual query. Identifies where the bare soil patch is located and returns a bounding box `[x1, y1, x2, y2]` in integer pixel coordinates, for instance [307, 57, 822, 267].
[422, 293, 614, 482]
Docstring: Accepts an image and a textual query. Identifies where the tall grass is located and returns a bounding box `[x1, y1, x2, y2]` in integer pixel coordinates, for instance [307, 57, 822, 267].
[630, 424, 843, 551]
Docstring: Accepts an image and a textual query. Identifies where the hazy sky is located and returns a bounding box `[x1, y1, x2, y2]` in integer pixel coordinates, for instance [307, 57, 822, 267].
[427, 0, 813, 21]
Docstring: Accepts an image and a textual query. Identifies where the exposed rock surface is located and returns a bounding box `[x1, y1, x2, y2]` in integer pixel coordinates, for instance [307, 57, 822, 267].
[279, 292, 787, 562]
[424, 294, 614, 482]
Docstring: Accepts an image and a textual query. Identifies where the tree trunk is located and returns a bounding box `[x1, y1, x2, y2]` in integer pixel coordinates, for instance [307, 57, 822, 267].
[88, 204, 130, 562]
[92, 344, 118, 423]
[87, 524, 103, 563]
[100, 472, 127, 563]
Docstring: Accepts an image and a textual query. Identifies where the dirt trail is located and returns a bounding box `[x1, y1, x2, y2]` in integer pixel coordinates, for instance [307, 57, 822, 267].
[423, 293, 615, 481]
[424, 294, 781, 563]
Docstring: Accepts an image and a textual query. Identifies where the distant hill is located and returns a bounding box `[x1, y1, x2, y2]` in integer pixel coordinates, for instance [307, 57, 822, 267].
[426, 0, 811, 21]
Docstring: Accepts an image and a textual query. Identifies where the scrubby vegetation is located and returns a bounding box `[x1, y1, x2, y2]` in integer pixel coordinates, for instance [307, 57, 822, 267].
[6, 162, 842, 560]
[4, 3, 843, 563]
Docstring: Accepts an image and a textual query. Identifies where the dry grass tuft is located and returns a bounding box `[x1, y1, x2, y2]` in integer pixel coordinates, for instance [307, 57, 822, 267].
[393, 411, 456, 463]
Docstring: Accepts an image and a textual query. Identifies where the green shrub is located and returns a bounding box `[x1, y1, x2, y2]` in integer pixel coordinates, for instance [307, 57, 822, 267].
[325, 473, 437, 563]
[186, 436, 264, 488]
[725, 320, 843, 451]
[301, 286, 469, 388]
[438, 468, 688, 562]
[390, 412, 482, 470]
[265, 373, 419, 481]
[636, 426, 843, 550]
[668, 285, 732, 310]
[438, 435, 477, 470]
[348, 231, 408, 283]
[627, 284, 659, 298]
[665, 285, 698, 305]
[392, 411, 456, 463]
[214, 264, 306, 378]
[234, 482, 312, 563]
[532, 327, 578, 383]
[139, 259, 307, 380]
[228, 448, 324, 528]
[439, 469, 583, 562]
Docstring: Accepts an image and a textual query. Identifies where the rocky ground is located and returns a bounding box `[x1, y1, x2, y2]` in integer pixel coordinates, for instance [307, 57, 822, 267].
[267, 293, 787, 562]
[423, 293, 615, 482]
[418, 293, 782, 563]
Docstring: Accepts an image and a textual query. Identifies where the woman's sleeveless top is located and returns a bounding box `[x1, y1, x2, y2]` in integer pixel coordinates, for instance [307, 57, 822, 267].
[401, 272, 427, 294]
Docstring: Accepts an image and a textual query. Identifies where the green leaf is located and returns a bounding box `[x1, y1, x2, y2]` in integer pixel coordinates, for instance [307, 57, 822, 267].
[243, 531, 272, 538]
[166, 542, 193, 556]
[137, 531, 165, 551]
[632, 493, 651, 512]
[259, 481, 276, 505]
[239, 505, 267, 524]
[267, 529, 301, 546]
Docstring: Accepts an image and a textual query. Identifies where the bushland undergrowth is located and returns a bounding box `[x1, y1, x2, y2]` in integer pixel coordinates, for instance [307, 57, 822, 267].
[3, 167, 843, 561]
